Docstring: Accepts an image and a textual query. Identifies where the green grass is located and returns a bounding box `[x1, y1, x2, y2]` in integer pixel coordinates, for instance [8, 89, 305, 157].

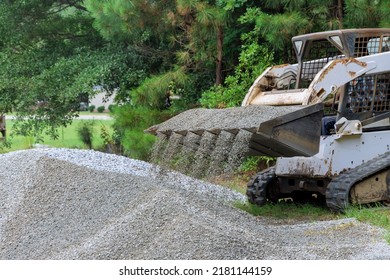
[6, 111, 112, 118]
[1, 119, 115, 153]
[78, 111, 112, 117]
[235, 200, 390, 243]
[345, 204, 390, 243]
[235, 201, 337, 222]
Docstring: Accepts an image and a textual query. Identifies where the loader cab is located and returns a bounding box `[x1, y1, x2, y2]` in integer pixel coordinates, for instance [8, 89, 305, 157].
[293, 29, 390, 123]
[293, 31, 345, 89]
[291, 29, 390, 88]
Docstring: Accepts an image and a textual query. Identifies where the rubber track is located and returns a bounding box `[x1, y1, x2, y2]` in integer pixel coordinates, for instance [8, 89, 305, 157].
[246, 166, 276, 206]
[326, 151, 390, 212]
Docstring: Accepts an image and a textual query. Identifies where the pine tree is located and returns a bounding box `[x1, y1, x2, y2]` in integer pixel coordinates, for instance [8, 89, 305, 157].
[344, 0, 388, 28]
[85, 0, 231, 107]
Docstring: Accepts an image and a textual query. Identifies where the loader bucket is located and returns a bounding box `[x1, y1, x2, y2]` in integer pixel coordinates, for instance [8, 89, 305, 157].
[146, 103, 324, 177]
[248, 103, 324, 157]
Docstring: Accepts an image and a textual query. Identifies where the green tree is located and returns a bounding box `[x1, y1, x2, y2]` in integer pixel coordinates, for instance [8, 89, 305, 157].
[239, 1, 388, 63]
[173, 0, 229, 85]
[111, 105, 173, 160]
[85, 0, 235, 108]
[247, 0, 341, 62]
[344, 0, 389, 28]
[200, 25, 274, 108]
[0, 0, 100, 139]
[0, 1, 151, 141]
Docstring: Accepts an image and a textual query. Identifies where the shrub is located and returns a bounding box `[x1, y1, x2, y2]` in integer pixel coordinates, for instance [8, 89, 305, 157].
[77, 121, 95, 149]
[97, 105, 105, 113]
[88, 105, 96, 112]
[100, 125, 122, 154]
[238, 156, 275, 173]
[108, 104, 115, 113]
[112, 105, 173, 160]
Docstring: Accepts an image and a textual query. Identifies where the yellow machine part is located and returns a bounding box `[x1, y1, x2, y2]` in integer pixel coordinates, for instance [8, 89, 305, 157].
[350, 169, 390, 204]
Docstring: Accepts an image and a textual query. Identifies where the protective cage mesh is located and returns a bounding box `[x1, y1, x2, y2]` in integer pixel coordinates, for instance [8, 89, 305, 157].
[300, 39, 343, 88]
[347, 35, 390, 114]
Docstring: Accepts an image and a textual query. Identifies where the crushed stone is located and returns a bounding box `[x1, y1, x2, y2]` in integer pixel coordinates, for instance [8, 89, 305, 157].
[152, 105, 301, 133]
[0, 148, 390, 260]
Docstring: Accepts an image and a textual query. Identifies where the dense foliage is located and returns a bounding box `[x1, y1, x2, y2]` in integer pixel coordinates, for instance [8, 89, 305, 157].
[0, 0, 155, 140]
[111, 106, 173, 160]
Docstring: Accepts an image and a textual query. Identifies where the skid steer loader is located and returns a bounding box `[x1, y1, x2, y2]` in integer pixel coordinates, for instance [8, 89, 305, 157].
[146, 28, 390, 211]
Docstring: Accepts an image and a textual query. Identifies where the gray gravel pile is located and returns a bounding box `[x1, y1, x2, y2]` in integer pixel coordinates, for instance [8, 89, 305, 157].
[1, 148, 390, 260]
[149, 105, 301, 133]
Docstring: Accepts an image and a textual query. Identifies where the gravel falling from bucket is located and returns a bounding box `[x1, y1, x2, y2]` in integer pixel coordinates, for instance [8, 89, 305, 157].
[149, 132, 168, 164]
[159, 132, 184, 168]
[174, 132, 201, 174]
[224, 129, 252, 174]
[206, 131, 236, 177]
[190, 131, 218, 178]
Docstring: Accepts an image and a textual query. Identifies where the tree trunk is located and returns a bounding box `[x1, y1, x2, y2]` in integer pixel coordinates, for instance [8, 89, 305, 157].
[337, 0, 343, 28]
[215, 25, 223, 85]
